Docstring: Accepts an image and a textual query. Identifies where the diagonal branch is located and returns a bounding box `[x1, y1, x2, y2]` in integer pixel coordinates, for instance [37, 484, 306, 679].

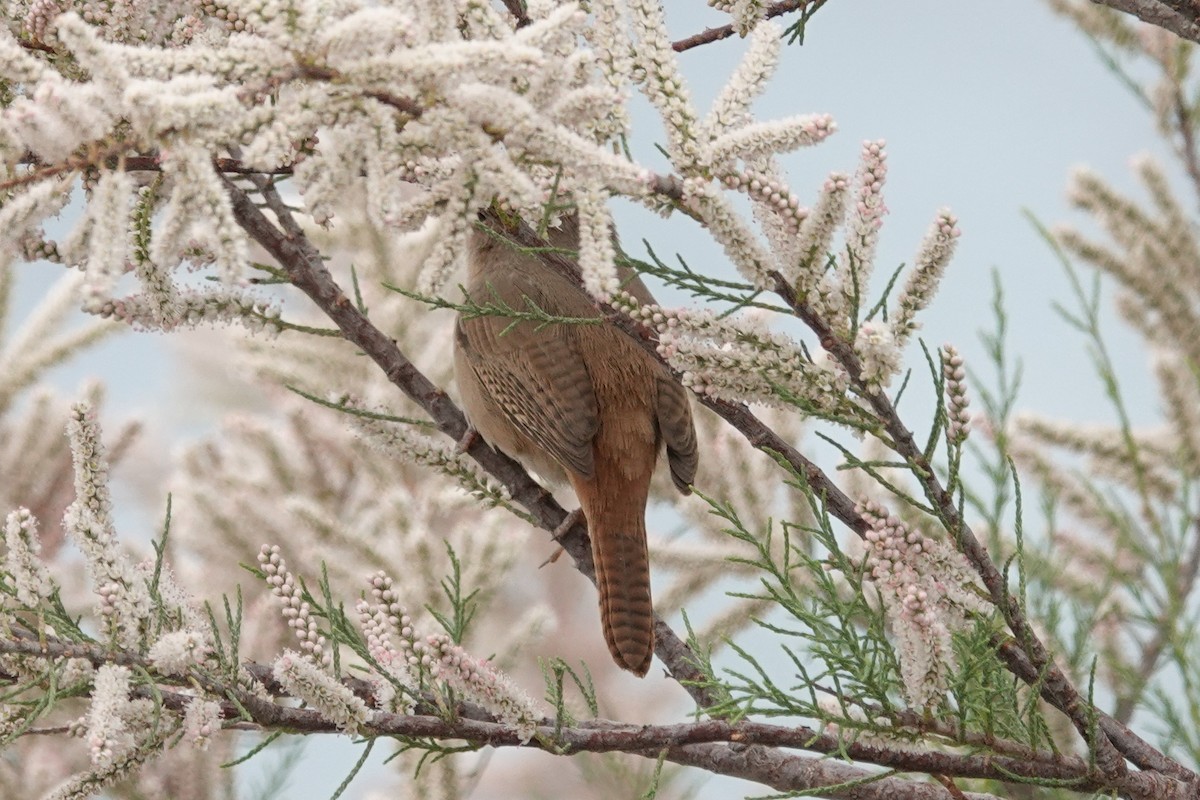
[425, 210, 1194, 786]
[220, 177, 717, 711]
[766, 272, 1192, 783]
[1091, 0, 1200, 43]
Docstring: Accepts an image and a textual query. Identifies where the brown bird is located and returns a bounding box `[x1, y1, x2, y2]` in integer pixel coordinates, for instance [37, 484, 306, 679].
[454, 213, 698, 676]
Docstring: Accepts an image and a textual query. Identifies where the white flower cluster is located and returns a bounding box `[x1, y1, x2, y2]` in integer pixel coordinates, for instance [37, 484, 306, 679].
[785, 172, 849, 289]
[856, 499, 989, 710]
[802, 140, 887, 332]
[0, 1, 643, 313]
[707, 0, 767, 36]
[421, 632, 543, 744]
[258, 544, 329, 666]
[891, 209, 961, 346]
[354, 407, 510, 505]
[146, 628, 211, 676]
[941, 344, 971, 443]
[260, 561, 542, 742]
[273, 649, 373, 735]
[0, 0, 963, 372]
[624, 300, 849, 412]
[851, 321, 901, 395]
[358, 570, 543, 742]
[84, 664, 134, 768]
[0, 399, 226, 785]
[182, 698, 223, 751]
[93, 285, 283, 336]
[356, 572, 420, 715]
[62, 401, 152, 649]
[3, 507, 54, 607]
[835, 141, 888, 319]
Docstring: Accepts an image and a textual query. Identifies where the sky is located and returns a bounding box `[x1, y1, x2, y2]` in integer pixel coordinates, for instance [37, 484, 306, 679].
[7, 0, 1182, 797]
[625, 0, 1170, 432]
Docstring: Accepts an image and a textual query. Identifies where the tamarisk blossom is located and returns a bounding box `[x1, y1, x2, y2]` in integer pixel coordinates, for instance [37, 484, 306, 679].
[892, 209, 961, 348]
[941, 344, 971, 443]
[63, 401, 152, 649]
[356, 573, 420, 715]
[623, 300, 851, 414]
[856, 500, 989, 710]
[147, 629, 211, 676]
[359, 570, 544, 742]
[1059, 164, 1200, 373]
[835, 141, 888, 321]
[182, 699, 223, 751]
[273, 650, 373, 735]
[84, 665, 133, 768]
[786, 172, 849, 290]
[3, 0, 868, 326]
[258, 545, 329, 666]
[259, 555, 543, 742]
[3, 507, 53, 607]
[352, 407, 510, 506]
[417, 633, 543, 743]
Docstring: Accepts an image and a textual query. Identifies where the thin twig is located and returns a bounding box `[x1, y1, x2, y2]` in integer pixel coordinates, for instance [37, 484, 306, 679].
[671, 0, 827, 52]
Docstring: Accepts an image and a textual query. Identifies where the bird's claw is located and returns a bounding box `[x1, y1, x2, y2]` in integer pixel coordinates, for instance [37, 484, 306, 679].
[539, 508, 584, 568]
[455, 425, 481, 455]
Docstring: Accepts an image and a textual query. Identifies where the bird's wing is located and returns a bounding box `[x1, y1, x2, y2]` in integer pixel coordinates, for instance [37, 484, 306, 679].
[655, 375, 698, 494]
[455, 279, 599, 478]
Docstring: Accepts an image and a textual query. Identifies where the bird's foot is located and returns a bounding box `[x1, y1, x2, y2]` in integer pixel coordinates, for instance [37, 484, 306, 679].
[540, 508, 584, 568]
[454, 425, 481, 455]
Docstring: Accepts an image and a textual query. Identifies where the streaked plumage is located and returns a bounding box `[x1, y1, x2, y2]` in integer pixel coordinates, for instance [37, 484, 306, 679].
[454, 216, 697, 675]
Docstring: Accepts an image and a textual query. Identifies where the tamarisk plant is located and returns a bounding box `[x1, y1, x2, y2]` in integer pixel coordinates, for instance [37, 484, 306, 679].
[0, 0, 1198, 798]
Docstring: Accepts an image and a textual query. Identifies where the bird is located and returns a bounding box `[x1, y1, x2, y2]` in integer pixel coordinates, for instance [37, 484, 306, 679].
[453, 212, 698, 676]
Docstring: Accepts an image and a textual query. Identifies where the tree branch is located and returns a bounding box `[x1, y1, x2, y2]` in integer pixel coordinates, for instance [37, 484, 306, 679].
[4, 632, 1163, 799]
[1091, 0, 1200, 44]
[763, 271, 1194, 783]
[671, 0, 829, 52]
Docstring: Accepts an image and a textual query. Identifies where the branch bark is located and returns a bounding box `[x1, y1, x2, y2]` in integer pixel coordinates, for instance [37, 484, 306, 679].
[1092, 0, 1200, 43]
[2, 632, 1154, 799]
[671, 0, 828, 52]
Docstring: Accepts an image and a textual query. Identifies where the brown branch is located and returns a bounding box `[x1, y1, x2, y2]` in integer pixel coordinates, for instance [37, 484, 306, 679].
[2, 485, 1194, 798]
[672, 0, 828, 53]
[0, 633, 1139, 799]
[1091, 0, 1200, 44]
[297, 64, 424, 118]
[498, 0, 532, 29]
[6, 152, 295, 194]
[762, 271, 1188, 783]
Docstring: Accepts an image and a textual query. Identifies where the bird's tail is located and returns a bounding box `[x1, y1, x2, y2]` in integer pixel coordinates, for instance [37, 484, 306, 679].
[588, 511, 654, 676]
